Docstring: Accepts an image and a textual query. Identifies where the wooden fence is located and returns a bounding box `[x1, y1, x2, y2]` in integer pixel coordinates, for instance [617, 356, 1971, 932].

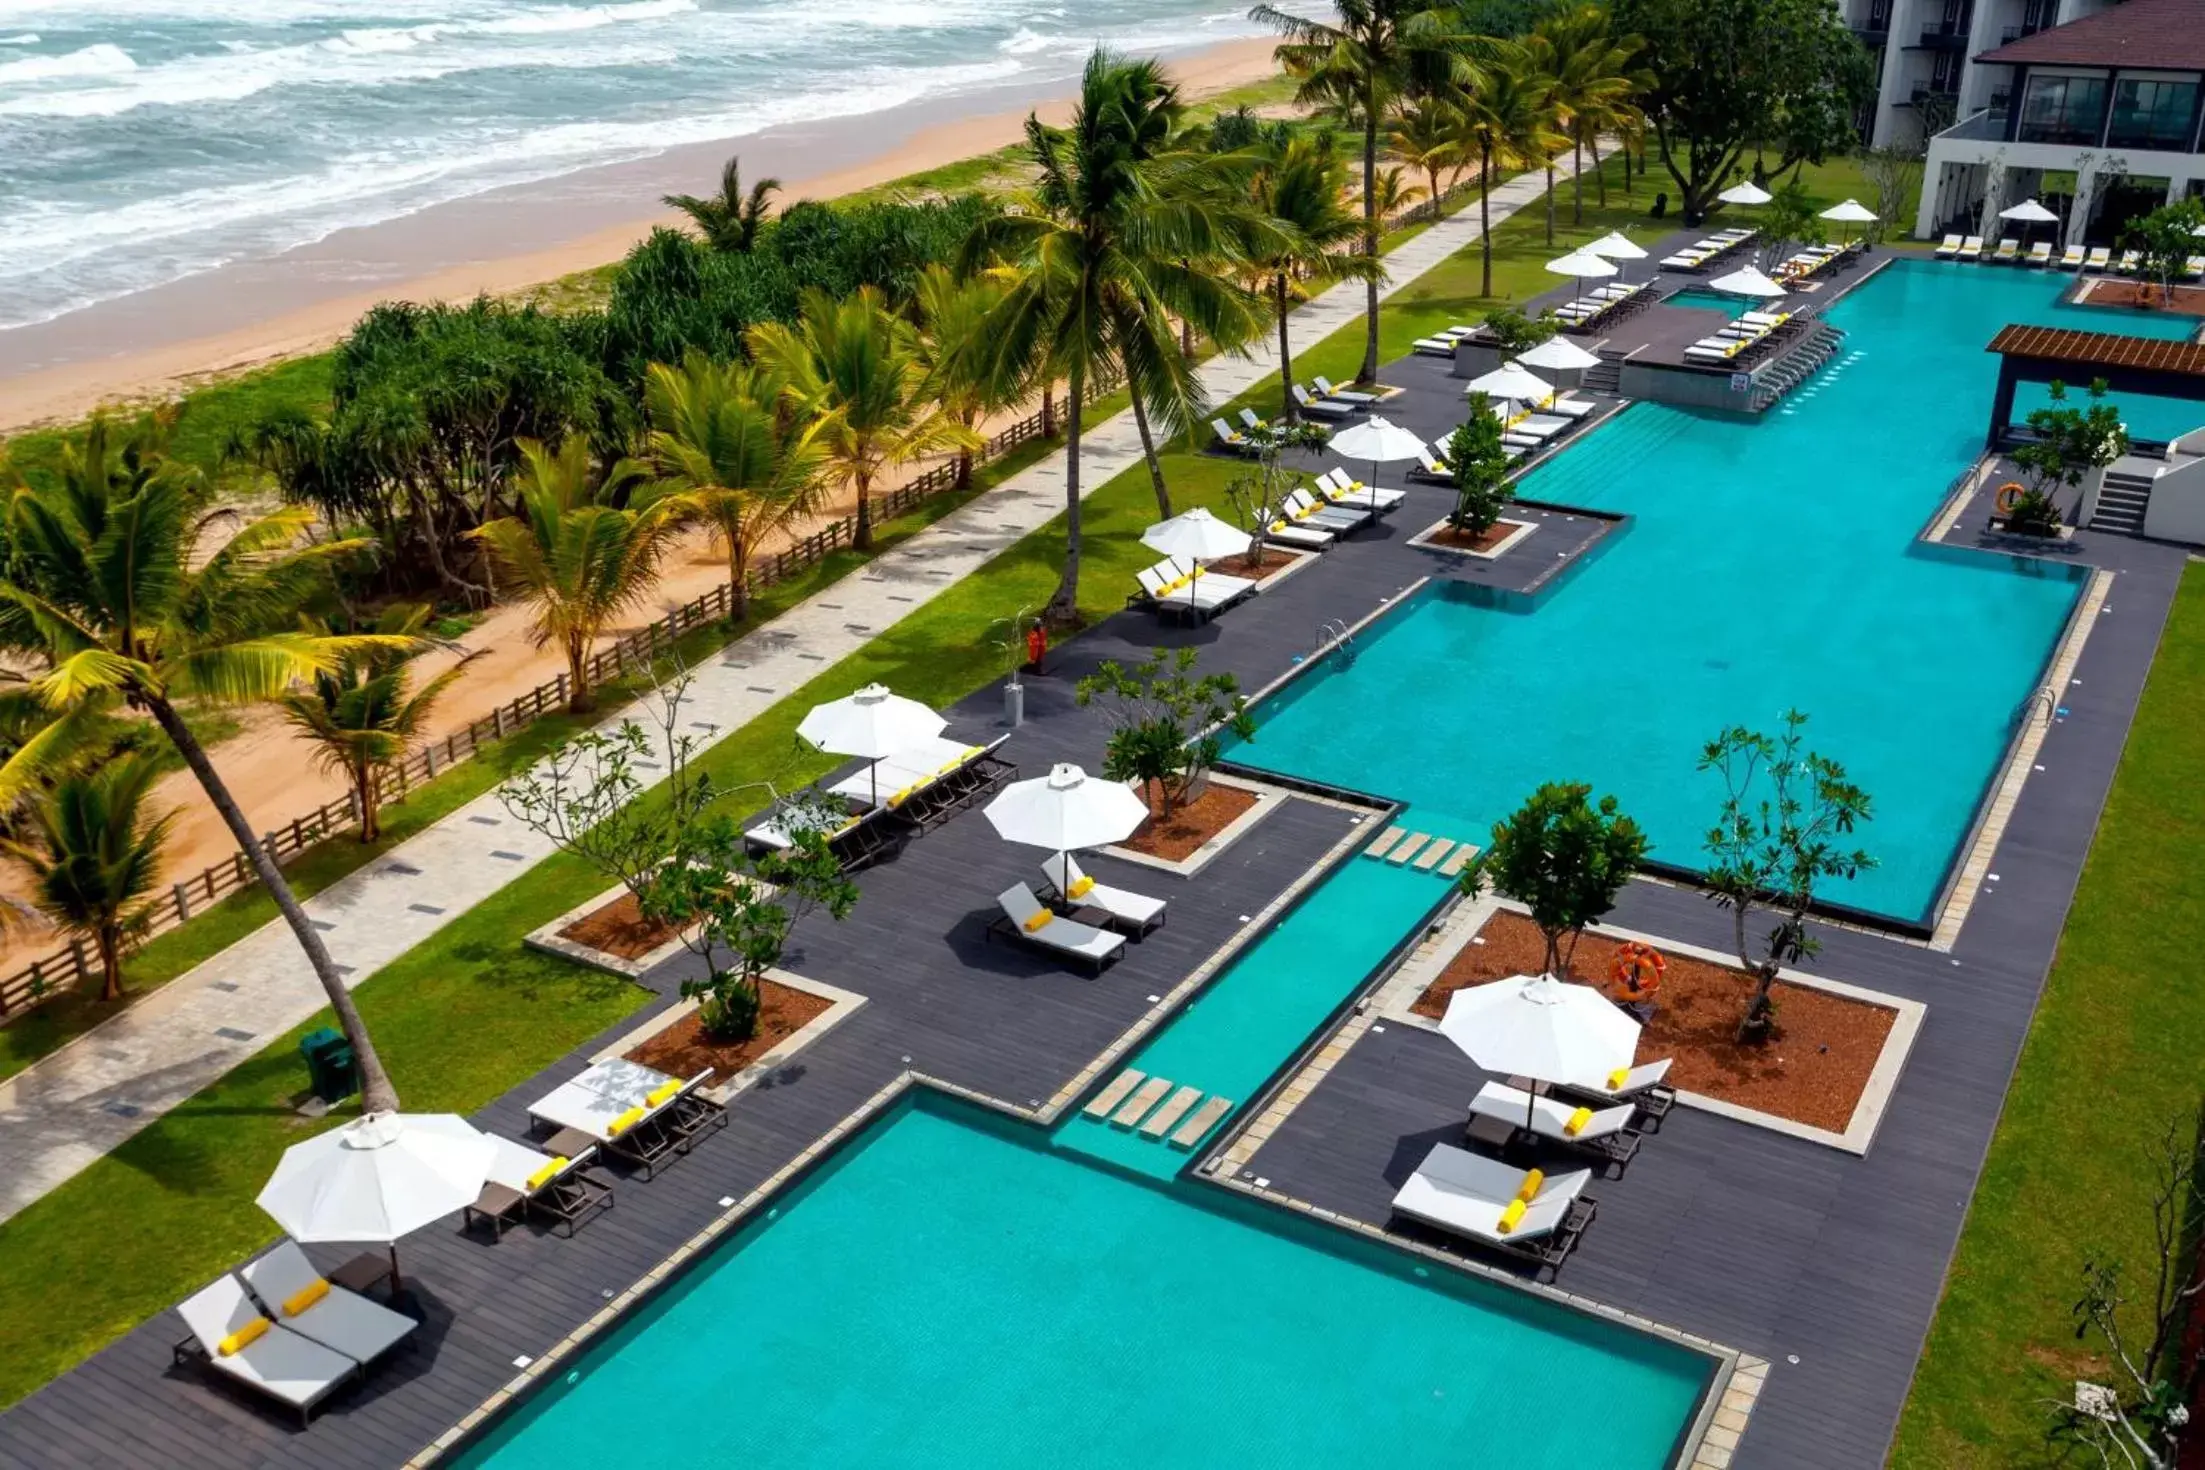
[0, 382, 1097, 1020]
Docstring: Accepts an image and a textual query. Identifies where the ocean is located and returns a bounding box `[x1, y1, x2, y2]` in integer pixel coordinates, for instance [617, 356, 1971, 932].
[0, 0, 1286, 335]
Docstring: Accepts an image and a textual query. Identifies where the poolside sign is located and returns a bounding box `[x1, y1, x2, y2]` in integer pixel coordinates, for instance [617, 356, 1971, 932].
[1729, 372, 1750, 393]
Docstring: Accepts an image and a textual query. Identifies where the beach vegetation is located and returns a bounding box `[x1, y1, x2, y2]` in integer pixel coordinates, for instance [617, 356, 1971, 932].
[1249, 130, 1387, 418]
[912, 264, 1023, 493]
[1454, 44, 1566, 295]
[1526, 4, 1646, 224]
[662, 154, 781, 254]
[1460, 781, 1648, 978]
[0, 757, 175, 1004]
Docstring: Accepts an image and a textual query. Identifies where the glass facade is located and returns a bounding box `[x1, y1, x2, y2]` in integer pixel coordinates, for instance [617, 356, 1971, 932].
[2018, 73, 2109, 144]
[2105, 78, 2198, 150]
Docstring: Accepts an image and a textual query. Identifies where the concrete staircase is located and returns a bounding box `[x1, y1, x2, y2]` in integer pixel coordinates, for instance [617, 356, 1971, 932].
[1583, 350, 1626, 396]
[2090, 468, 2156, 535]
[1083, 1068, 1235, 1149]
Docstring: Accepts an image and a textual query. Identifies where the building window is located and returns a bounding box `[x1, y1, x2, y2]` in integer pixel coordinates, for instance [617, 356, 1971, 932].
[2105, 78, 2198, 151]
[2017, 74, 2108, 145]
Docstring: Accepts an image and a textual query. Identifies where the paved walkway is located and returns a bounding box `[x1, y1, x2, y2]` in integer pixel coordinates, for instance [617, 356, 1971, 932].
[0, 161, 1569, 1223]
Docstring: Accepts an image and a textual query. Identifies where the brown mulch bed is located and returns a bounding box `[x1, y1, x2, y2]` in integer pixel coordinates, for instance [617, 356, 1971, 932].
[1119, 782, 1259, 862]
[1424, 519, 1530, 554]
[2076, 278, 2205, 315]
[558, 890, 677, 961]
[1206, 547, 1302, 581]
[1411, 911, 1895, 1133]
[623, 978, 830, 1083]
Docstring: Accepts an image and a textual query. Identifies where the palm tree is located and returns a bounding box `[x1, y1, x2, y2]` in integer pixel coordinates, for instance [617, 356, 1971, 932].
[1251, 133, 1386, 418]
[0, 426, 413, 1107]
[749, 286, 975, 553]
[1387, 93, 1467, 216]
[472, 436, 677, 715]
[1531, 6, 1645, 227]
[1458, 48, 1563, 297]
[281, 605, 481, 843]
[960, 49, 1277, 623]
[662, 154, 779, 253]
[0, 757, 174, 1004]
[911, 265, 1021, 493]
[1252, 0, 1468, 383]
[643, 352, 828, 620]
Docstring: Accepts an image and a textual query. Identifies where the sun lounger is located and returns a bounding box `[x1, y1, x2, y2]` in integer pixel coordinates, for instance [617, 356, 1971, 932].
[991, 883, 1125, 973]
[1412, 335, 1460, 357]
[1410, 443, 1454, 483]
[1933, 233, 1962, 258]
[1533, 393, 1596, 419]
[1471, 1081, 1643, 1172]
[1317, 466, 1406, 511]
[2117, 249, 2141, 274]
[1989, 237, 2017, 261]
[527, 1063, 714, 1178]
[241, 1240, 416, 1367]
[1263, 515, 1334, 550]
[2058, 243, 2084, 269]
[1285, 487, 1369, 531]
[1135, 560, 1249, 621]
[1314, 375, 1380, 406]
[1041, 851, 1165, 937]
[2085, 246, 2111, 271]
[2188, 256, 2205, 279]
[1388, 1142, 1594, 1282]
[174, 1273, 360, 1426]
[827, 736, 1010, 825]
[1291, 384, 1355, 420]
[1237, 408, 1268, 433]
[1551, 1058, 1678, 1130]
[745, 793, 907, 870]
[1957, 235, 1984, 260]
[2026, 241, 2052, 267]
[464, 1135, 614, 1239]
[1210, 418, 1254, 454]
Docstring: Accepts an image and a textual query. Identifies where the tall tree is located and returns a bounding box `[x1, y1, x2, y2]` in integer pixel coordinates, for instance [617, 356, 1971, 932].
[1249, 132, 1386, 419]
[911, 265, 1021, 494]
[1615, 0, 1873, 222]
[749, 286, 974, 553]
[1387, 93, 1469, 215]
[662, 154, 780, 253]
[471, 436, 677, 714]
[1529, 5, 1645, 225]
[280, 605, 480, 843]
[960, 49, 1275, 624]
[642, 352, 828, 619]
[1457, 47, 1563, 296]
[0, 757, 174, 1004]
[0, 427, 415, 1108]
[1252, 0, 1470, 383]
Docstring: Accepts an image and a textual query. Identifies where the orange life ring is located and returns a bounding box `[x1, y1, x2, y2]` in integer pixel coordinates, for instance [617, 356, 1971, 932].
[1995, 481, 2026, 514]
[1610, 941, 1666, 997]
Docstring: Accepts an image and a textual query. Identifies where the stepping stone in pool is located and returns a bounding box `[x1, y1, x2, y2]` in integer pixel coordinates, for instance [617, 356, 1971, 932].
[1438, 845, 1479, 879]
[1085, 1069, 1145, 1119]
[1141, 1086, 1205, 1139]
[1170, 1096, 1236, 1149]
[1113, 1076, 1174, 1128]
[1387, 833, 1430, 866]
[1364, 825, 1407, 859]
[1412, 838, 1455, 872]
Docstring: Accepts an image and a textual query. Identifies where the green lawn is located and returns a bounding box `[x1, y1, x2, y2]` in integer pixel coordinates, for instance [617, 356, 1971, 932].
[1891, 565, 2205, 1467]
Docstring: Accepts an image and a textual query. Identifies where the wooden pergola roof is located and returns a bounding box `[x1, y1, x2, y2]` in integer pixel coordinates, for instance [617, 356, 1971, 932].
[1987, 325, 2205, 378]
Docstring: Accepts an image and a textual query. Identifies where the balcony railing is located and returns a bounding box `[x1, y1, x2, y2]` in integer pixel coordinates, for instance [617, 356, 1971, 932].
[1933, 108, 2007, 140]
[1916, 21, 1969, 48]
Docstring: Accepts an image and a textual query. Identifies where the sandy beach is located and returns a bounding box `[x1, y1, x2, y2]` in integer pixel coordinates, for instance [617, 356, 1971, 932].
[0, 35, 1279, 436]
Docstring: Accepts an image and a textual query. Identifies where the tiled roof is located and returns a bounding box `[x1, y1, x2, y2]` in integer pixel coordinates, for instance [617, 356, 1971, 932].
[1977, 0, 2205, 71]
[1987, 323, 2205, 376]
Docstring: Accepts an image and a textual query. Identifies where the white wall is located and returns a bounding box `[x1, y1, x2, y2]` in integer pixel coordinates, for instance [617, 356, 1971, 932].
[2142, 457, 2205, 544]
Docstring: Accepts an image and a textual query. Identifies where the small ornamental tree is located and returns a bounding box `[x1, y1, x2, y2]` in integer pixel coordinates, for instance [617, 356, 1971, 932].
[1448, 399, 1517, 538]
[1461, 782, 1649, 978]
[2007, 378, 2129, 536]
[1754, 178, 1828, 273]
[1481, 307, 1561, 352]
[1222, 419, 1334, 570]
[1699, 710, 1874, 1042]
[1075, 646, 1255, 816]
[2122, 197, 2205, 306]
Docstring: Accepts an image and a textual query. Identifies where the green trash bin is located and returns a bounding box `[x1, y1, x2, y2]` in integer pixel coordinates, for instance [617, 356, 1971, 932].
[300, 1027, 358, 1103]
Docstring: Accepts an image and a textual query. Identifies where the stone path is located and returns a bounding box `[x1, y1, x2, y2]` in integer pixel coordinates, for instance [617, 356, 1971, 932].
[0, 160, 1570, 1223]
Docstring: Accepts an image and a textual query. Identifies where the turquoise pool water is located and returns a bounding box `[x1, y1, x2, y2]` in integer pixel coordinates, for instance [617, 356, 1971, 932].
[1239, 259, 2110, 923]
[1666, 286, 1752, 319]
[459, 1098, 1712, 1469]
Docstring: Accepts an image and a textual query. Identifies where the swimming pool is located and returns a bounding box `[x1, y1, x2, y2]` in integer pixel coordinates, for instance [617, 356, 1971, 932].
[1237, 259, 2110, 923]
[1665, 286, 1752, 319]
[458, 1097, 1715, 1469]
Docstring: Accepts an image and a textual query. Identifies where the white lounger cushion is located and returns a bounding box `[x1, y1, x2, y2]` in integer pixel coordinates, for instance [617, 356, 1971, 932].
[177, 1274, 356, 1413]
[485, 1133, 559, 1192]
[1265, 519, 1334, 548]
[1314, 376, 1379, 405]
[1293, 386, 1355, 419]
[242, 1241, 415, 1365]
[1317, 468, 1406, 508]
[1042, 852, 1165, 928]
[1568, 1057, 1673, 1100]
[1472, 1081, 1636, 1143]
[527, 1079, 635, 1140]
[998, 884, 1125, 965]
[1391, 1142, 1590, 1244]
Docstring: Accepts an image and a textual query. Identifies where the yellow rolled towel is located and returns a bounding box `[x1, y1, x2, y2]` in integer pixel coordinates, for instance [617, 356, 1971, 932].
[645, 1079, 682, 1107]
[607, 1106, 648, 1137]
[1496, 1199, 1528, 1235]
[1563, 1105, 1595, 1137]
[1022, 909, 1053, 934]
[524, 1157, 570, 1192]
[1606, 1067, 1631, 1091]
[217, 1317, 271, 1356]
[1514, 1169, 1545, 1203]
[1067, 876, 1095, 899]
[280, 1279, 329, 1317]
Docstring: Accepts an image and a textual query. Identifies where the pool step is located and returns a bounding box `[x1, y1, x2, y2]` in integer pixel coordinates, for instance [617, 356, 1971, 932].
[1363, 825, 1407, 859]
[1386, 833, 1429, 866]
[1411, 838, 1455, 871]
[1171, 1096, 1237, 1149]
[1112, 1076, 1174, 1128]
[1085, 1068, 1237, 1148]
[1364, 828, 1480, 878]
[1139, 1085, 1205, 1139]
[1084, 1069, 1146, 1119]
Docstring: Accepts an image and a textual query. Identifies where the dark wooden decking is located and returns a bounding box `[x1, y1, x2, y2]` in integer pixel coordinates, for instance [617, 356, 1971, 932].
[0, 333, 2193, 1470]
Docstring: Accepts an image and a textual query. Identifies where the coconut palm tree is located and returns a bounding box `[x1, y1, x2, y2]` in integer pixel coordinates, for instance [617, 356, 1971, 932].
[1531, 6, 1645, 227]
[281, 605, 481, 843]
[0, 756, 175, 1004]
[749, 286, 975, 554]
[959, 49, 1279, 623]
[911, 265, 1021, 493]
[472, 436, 676, 715]
[642, 352, 828, 620]
[1251, 0, 1469, 383]
[1251, 133, 1387, 418]
[662, 154, 779, 253]
[1458, 47, 1563, 296]
[1387, 93, 1468, 216]
[0, 425, 413, 1106]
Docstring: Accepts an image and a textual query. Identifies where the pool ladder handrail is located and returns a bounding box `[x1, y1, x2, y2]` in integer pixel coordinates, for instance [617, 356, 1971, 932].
[2021, 683, 2058, 726]
[1316, 617, 1357, 668]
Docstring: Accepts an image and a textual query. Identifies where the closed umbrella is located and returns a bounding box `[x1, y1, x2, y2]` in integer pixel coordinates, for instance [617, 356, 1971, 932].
[1142, 506, 1251, 597]
[798, 684, 945, 805]
[1709, 263, 1787, 299]
[984, 762, 1150, 858]
[1718, 180, 1773, 206]
[1514, 336, 1602, 373]
[1545, 249, 1617, 305]
[1327, 415, 1427, 502]
[258, 1112, 494, 1292]
[1438, 973, 1640, 1133]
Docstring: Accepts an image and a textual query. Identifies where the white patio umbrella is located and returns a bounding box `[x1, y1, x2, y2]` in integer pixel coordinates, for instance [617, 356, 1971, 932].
[1514, 336, 1602, 373]
[1438, 974, 1640, 1133]
[1717, 179, 1773, 206]
[1544, 249, 1617, 304]
[1709, 263, 1788, 299]
[1327, 414, 1427, 497]
[1142, 506, 1251, 596]
[1999, 196, 2060, 251]
[798, 683, 946, 804]
[258, 1111, 495, 1291]
[1466, 360, 1555, 415]
[984, 762, 1150, 856]
[1819, 197, 1878, 246]
[1583, 229, 1648, 283]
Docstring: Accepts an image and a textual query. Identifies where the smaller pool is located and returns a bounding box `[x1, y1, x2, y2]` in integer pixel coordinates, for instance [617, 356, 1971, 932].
[1664, 286, 1752, 319]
